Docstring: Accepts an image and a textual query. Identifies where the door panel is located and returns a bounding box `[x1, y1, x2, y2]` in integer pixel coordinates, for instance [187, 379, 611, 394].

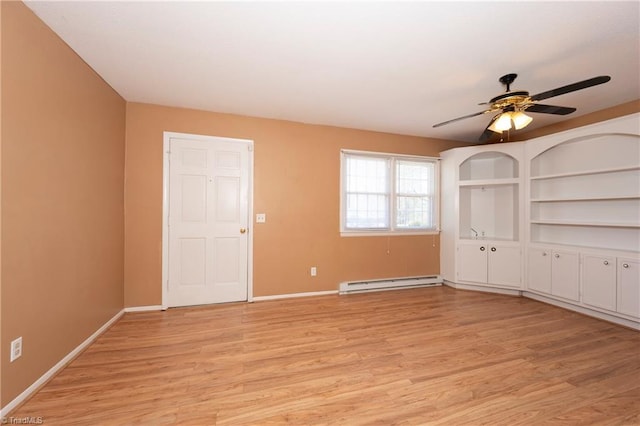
[618, 258, 640, 317]
[181, 175, 207, 222]
[179, 238, 206, 285]
[551, 250, 579, 301]
[527, 248, 551, 293]
[215, 176, 240, 221]
[458, 243, 488, 283]
[488, 245, 521, 287]
[582, 255, 616, 311]
[167, 136, 249, 307]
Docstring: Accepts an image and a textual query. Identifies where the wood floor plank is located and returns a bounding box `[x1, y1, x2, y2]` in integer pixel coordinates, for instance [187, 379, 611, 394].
[9, 287, 640, 424]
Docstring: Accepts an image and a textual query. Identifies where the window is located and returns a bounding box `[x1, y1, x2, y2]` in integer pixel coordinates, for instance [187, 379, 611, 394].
[341, 150, 439, 235]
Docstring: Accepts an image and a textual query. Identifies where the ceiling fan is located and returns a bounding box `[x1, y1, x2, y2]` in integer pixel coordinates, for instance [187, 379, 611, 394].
[433, 73, 611, 142]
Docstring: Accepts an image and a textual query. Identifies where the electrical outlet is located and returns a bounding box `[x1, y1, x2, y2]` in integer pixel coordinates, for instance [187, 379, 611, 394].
[310, 266, 317, 276]
[10, 337, 22, 362]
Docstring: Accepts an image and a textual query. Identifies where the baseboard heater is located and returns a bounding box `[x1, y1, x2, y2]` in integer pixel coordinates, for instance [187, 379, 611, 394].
[339, 275, 442, 295]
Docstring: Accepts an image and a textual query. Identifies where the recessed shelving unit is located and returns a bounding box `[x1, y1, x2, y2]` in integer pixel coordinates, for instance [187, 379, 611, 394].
[528, 133, 640, 253]
[458, 151, 520, 241]
[441, 113, 640, 328]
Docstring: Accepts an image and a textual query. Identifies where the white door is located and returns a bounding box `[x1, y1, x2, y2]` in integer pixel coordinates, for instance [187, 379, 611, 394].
[551, 250, 579, 301]
[527, 247, 551, 294]
[488, 245, 521, 287]
[617, 258, 640, 318]
[166, 135, 250, 307]
[582, 255, 616, 311]
[458, 242, 488, 283]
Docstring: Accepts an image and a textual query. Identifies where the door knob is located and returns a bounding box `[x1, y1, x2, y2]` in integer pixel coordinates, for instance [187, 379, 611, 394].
[240, 228, 247, 234]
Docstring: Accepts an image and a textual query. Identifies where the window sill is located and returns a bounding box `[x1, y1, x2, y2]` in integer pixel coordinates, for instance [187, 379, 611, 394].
[340, 230, 440, 237]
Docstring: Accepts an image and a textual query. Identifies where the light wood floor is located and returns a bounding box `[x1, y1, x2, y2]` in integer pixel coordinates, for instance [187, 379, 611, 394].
[11, 287, 640, 425]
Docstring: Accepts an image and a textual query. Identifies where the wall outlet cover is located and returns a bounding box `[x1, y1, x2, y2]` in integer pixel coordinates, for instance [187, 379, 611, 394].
[10, 337, 22, 362]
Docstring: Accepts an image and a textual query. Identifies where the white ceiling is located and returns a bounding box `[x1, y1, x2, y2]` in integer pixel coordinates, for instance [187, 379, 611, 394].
[24, 1, 640, 143]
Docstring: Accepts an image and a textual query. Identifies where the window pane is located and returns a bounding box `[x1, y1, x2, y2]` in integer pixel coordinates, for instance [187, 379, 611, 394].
[344, 154, 390, 229]
[346, 156, 388, 193]
[346, 193, 389, 228]
[396, 196, 432, 228]
[397, 160, 433, 195]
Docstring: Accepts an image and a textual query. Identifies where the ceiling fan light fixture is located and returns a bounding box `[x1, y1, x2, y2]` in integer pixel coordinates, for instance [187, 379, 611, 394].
[489, 112, 513, 133]
[512, 111, 533, 130]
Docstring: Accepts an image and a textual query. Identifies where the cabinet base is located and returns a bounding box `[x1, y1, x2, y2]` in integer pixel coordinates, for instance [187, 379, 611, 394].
[524, 291, 640, 331]
[443, 281, 640, 330]
[443, 280, 522, 296]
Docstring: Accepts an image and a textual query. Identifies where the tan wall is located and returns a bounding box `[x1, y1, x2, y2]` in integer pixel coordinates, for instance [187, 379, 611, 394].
[1, 2, 125, 406]
[124, 103, 463, 305]
[515, 100, 640, 141]
[0, 0, 4, 408]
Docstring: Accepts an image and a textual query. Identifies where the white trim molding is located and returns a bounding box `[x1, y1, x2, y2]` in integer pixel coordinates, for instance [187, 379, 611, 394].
[252, 290, 338, 302]
[0, 309, 125, 417]
[124, 305, 163, 313]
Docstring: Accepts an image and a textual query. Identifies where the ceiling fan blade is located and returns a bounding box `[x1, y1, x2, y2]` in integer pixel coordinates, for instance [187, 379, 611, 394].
[530, 76, 611, 102]
[479, 115, 499, 142]
[526, 103, 577, 115]
[433, 110, 488, 128]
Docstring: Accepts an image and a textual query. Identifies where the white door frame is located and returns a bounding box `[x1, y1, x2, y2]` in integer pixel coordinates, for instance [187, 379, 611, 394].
[161, 131, 254, 309]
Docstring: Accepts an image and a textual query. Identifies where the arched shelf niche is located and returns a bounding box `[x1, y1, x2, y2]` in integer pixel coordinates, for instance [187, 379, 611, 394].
[458, 151, 520, 241]
[528, 133, 640, 252]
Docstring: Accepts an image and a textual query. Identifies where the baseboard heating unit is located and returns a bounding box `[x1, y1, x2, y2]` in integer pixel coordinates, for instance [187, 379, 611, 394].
[339, 275, 442, 295]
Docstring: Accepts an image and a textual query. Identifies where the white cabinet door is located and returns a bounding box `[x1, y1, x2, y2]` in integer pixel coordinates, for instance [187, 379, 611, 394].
[617, 258, 640, 318]
[488, 245, 521, 287]
[551, 250, 579, 301]
[582, 255, 616, 311]
[528, 248, 552, 293]
[458, 243, 488, 283]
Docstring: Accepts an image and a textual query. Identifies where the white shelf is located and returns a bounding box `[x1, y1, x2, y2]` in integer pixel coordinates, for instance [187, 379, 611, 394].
[459, 237, 519, 243]
[530, 165, 640, 181]
[459, 178, 519, 187]
[531, 195, 640, 202]
[531, 220, 640, 228]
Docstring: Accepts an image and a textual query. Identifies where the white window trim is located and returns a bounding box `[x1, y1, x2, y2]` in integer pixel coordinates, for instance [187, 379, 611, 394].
[340, 149, 440, 237]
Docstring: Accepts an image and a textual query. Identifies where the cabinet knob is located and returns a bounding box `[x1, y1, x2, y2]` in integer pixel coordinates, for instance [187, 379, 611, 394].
[542, 252, 547, 256]
[603, 260, 609, 266]
[491, 247, 497, 252]
[480, 246, 486, 251]
[623, 263, 630, 268]
[554, 253, 560, 258]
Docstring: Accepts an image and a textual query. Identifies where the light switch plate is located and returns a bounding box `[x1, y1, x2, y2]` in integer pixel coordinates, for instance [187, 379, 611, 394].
[256, 213, 266, 223]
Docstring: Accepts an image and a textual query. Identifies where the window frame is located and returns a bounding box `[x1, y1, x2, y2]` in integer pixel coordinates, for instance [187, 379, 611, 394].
[340, 149, 440, 237]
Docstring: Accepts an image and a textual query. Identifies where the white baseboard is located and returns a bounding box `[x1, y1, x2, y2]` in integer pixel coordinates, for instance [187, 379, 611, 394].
[251, 290, 338, 302]
[443, 280, 522, 297]
[523, 291, 640, 330]
[0, 309, 125, 417]
[124, 305, 163, 312]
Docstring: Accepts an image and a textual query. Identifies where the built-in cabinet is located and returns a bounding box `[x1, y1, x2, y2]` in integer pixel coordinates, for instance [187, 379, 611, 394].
[458, 241, 521, 287]
[617, 259, 640, 318]
[527, 247, 579, 301]
[440, 143, 523, 292]
[440, 113, 640, 329]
